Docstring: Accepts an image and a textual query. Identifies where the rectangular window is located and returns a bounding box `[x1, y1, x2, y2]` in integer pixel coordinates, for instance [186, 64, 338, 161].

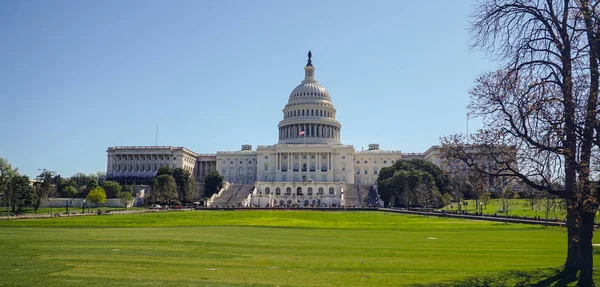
[265, 156, 268, 159]
[341, 155, 345, 159]
[384, 160, 387, 164]
[311, 155, 315, 159]
[357, 170, 360, 175]
[264, 164, 268, 171]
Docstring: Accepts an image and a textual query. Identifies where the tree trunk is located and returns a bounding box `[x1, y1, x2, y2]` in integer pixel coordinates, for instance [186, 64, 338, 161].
[563, 199, 581, 275]
[578, 210, 596, 287]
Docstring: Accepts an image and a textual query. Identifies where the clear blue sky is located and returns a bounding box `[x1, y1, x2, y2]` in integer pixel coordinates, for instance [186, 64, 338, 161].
[0, 0, 496, 178]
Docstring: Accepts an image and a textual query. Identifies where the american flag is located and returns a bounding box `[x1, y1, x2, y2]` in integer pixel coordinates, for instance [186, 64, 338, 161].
[299, 130, 305, 136]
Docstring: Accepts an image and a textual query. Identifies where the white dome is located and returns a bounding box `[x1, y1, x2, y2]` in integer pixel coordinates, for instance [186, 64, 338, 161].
[277, 51, 342, 145]
[288, 81, 332, 104]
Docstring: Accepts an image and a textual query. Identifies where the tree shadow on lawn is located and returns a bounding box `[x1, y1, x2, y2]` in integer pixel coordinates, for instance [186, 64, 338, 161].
[412, 268, 582, 287]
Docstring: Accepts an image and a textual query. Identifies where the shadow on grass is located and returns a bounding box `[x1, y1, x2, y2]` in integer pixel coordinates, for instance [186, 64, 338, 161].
[412, 268, 580, 287]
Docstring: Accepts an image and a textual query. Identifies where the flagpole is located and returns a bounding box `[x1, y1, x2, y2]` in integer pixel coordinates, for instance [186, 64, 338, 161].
[303, 130, 306, 145]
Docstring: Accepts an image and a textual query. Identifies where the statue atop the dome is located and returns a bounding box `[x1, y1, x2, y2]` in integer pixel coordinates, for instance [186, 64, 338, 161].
[306, 50, 313, 66]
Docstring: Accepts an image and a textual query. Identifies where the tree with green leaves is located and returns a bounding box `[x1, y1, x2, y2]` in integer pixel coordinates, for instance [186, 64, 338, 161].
[172, 168, 196, 204]
[86, 187, 106, 207]
[203, 171, 224, 199]
[0, 158, 18, 207]
[480, 191, 491, 210]
[63, 186, 78, 198]
[101, 181, 122, 198]
[150, 174, 177, 205]
[441, 192, 453, 209]
[33, 170, 55, 212]
[117, 191, 133, 209]
[8, 175, 35, 214]
[156, 166, 173, 177]
[87, 180, 99, 192]
[377, 159, 448, 208]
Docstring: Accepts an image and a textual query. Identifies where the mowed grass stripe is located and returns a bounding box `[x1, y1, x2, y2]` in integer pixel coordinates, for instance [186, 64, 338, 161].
[0, 210, 592, 286]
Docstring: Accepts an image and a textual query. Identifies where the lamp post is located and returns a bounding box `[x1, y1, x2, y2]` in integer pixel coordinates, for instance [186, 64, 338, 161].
[7, 176, 11, 219]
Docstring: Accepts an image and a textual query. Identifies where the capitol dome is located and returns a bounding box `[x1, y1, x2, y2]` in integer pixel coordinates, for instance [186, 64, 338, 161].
[278, 51, 342, 145]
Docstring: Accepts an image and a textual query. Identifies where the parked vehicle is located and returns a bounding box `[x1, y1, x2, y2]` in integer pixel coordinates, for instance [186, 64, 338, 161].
[149, 204, 161, 210]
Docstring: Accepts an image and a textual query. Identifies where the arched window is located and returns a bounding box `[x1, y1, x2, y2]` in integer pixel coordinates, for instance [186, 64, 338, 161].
[297, 187, 303, 195]
[311, 110, 314, 116]
[320, 110, 323, 117]
[275, 187, 281, 195]
[265, 187, 270, 195]
[285, 187, 292, 195]
[302, 110, 305, 116]
[307, 187, 313, 196]
[329, 187, 335, 195]
[318, 187, 324, 195]
[294, 163, 299, 171]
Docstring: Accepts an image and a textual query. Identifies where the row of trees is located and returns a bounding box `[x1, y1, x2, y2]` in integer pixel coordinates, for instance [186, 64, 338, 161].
[442, 1, 600, 285]
[0, 158, 135, 212]
[147, 167, 223, 205]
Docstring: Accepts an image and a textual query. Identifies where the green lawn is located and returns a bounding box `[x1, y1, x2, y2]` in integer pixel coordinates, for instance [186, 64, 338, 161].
[5, 206, 147, 215]
[0, 210, 596, 286]
[444, 198, 569, 220]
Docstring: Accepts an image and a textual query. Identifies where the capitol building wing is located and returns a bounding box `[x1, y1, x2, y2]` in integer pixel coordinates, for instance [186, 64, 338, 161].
[106, 52, 447, 207]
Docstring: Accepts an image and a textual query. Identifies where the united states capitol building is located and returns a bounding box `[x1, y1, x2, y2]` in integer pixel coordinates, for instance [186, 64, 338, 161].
[105, 52, 446, 207]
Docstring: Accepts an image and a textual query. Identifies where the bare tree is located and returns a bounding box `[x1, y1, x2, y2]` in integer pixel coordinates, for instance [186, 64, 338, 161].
[522, 184, 544, 216]
[443, 1, 600, 284]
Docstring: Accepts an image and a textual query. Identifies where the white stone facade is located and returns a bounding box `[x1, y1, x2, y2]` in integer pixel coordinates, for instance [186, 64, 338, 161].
[248, 181, 342, 207]
[216, 145, 257, 184]
[106, 146, 215, 184]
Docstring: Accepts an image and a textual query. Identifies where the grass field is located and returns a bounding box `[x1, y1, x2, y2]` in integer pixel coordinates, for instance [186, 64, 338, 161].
[0, 210, 597, 286]
[7, 206, 147, 215]
[444, 199, 568, 220]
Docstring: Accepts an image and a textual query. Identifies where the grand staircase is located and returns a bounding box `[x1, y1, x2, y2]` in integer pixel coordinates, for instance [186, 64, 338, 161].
[341, 184, 361, 207]
[229, 184, 255, 207]
[208, 184, 255, 207]
[360, 185, 380, 207]
[208, 184, 242, 207]
[341, 184, 381, 207]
